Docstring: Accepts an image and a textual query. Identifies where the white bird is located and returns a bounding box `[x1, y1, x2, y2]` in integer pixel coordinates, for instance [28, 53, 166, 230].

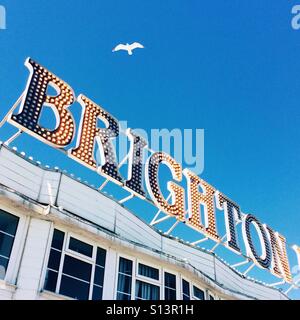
[112, 42, 144, 55]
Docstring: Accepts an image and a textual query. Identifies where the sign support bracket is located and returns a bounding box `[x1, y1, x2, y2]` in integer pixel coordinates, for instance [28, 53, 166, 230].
[0, 91, 24, 129]
[164, 220, 180, 236]
[268, 280, 285, 287]
[243, 262, 255, 276]
[150, 194, 172, 226]
[98, 152, 130, 191]
[284, 278, 300, 295]
[209, 234, 227, 252]
[191, 237, 209, 246]
[209, 221, 241, 253]
[151, 214, 173, 226]
[4, 129, 23, 145]
[118, 193, 134, 204]
[231, 258, 251, 268]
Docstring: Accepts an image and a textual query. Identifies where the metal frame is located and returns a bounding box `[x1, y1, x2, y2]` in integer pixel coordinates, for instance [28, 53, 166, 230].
[209, 221, 241, 253]
[0, 91, 24, 129]
[0, 92, 25, 146]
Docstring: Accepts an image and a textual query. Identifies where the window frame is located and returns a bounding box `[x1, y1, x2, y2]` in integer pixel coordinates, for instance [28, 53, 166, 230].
[44, 231, 219, 302]
[181, 276, 192, 300]
[115, 253, 136, 300]
[163, 270, 177, 300]
[135, 279, 161, 301]
[42, 226, 108, 300]
[136, 259, 161, 285]
[65, 232, 95, 262]
[135, 259, 161, 300]
[115, 256, 214, 301]
[207, 290, 217, 300]
[116, 255, 164, 300]
[0, 205, 29, 285]
[162, 267, 181, 300]
[192, 282, 206, 300]
[180, 276, 208, 301]
[133, 258, 163, 300]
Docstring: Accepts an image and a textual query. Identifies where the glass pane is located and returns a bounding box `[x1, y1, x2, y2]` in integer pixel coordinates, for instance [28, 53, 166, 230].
[59, 275, 90, 300]
[69, 237, 93, 258]
[135, 280, 160, 300]
[165, 288, 176, 300]
[94, 266, 104, 286]
[117, 292, 131, 300]
[62, 255, 92, 282]
[44, 269, 58, 292]
[182, 279, 190, 296]
[0, 233, 14, 258]
[96, 247, 106, 267]
[0, 256, 9, 279]
[164, 272, 176, 289]
[92, 285, 103, 300]
[119, 257, 132, 275]
[183, 294, 190, 301]
[51, 229, 65, 250]
[138, 263, 159, 280]
[193, 286, 205, 300]
[117, 274, 132, 295]
[0, 210, 19, 235]
[47, 249, 61, 271]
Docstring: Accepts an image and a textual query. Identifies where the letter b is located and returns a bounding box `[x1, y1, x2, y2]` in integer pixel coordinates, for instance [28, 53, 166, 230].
[8, 58, 75, 147]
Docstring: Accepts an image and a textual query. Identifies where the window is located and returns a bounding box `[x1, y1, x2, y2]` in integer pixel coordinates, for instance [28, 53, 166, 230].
[44, 229, 64, 292]
[193, 285, 205, 300]
[69, 237, 93, 258]
[60, 255, 92, 299]
[136, 263, 160, 300]
[92, 248, 106, 300]
[164, 272, 176, 300]
[117, 258, 161, 300]
[138, 263, 159, 280]
[0, 210, 19, 280]
[136, 280, 160, 300]
[182, 279, 190, 300]
[44, 229, 106, 300]
[117, 257, 133, 300]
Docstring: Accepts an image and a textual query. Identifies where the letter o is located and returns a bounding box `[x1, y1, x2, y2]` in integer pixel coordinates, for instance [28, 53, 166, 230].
[242, 214, 272, 269]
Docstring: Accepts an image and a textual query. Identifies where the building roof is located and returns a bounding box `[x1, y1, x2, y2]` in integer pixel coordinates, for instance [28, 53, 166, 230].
[0, 143, 288, 300]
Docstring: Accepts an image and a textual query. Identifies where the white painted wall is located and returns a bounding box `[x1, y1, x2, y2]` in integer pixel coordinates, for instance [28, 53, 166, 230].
[13, 218, 52, 300]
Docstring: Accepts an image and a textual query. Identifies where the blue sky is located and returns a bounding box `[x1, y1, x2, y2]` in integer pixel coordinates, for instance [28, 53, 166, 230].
[0, 1, 300, 299]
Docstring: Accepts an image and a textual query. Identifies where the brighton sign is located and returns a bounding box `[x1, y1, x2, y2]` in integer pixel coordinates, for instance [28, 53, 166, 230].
[3, 58, 300, 288]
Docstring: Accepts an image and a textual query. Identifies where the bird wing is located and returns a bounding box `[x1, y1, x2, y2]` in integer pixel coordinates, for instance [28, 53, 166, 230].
[112, 44, 127, 52]
[130, 42, 144, 50]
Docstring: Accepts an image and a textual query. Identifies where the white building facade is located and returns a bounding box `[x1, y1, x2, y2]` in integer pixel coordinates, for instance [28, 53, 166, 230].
[0, 144, 288, 300]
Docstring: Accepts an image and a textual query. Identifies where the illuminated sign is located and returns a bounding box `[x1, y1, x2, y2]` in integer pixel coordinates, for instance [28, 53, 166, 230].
[3, 58, 300, 290]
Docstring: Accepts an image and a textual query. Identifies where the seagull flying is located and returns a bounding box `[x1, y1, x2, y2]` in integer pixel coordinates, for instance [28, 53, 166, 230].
[112, 42, 144, 55]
